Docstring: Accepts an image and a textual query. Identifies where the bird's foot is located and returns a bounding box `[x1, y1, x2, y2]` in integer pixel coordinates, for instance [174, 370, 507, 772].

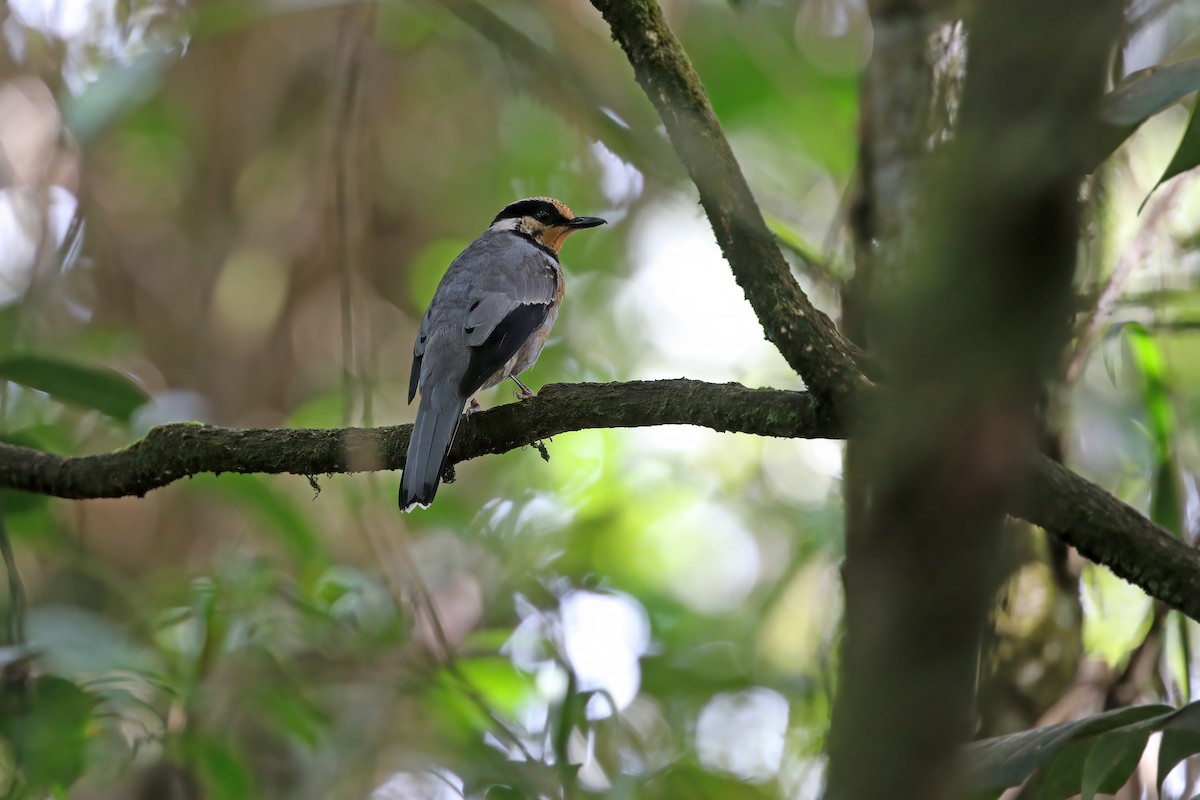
[511, 376, 537, 400]
[464, 398, 483, 416]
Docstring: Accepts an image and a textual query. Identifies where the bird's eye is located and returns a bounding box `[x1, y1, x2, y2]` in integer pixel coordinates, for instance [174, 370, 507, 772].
[535, 208, 553, 223]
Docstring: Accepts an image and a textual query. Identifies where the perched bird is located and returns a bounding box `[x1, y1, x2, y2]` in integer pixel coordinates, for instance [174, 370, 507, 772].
[399, 197, 606, 510]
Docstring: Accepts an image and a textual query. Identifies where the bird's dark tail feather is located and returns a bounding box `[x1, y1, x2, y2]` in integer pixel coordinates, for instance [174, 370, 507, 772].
[399, 382, 464, 511]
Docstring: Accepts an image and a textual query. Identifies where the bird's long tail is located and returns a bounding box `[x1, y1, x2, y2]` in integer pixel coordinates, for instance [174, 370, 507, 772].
[399, 381, 465, 511]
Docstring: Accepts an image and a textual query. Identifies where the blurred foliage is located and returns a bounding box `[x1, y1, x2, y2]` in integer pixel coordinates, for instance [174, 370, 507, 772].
[965, 699, 1200, 800]
[0, 0, 1199, 798]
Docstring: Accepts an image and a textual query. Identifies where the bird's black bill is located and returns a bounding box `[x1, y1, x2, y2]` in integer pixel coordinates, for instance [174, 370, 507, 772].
[568, 216, 607, 229]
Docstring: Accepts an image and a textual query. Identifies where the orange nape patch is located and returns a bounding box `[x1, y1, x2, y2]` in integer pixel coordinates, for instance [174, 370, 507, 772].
[525, 196, 576, 221]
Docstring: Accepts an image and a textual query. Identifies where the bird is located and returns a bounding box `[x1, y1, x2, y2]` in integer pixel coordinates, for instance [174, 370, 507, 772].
[399, 197, 607, 511]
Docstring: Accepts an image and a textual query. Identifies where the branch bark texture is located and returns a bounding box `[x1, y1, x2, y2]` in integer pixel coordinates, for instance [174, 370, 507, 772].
[1019, 458, 1200, 617]
[0, 381, 833, 500]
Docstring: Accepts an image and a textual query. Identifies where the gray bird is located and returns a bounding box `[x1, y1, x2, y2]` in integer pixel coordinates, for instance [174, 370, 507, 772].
[399, 197, 607, 510]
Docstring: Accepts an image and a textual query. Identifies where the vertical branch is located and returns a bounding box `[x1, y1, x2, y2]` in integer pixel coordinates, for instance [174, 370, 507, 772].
[0, 507, 25, 647]
[842, 4, 939, 760]
[843, 0, 940, 604]
[827, 2, 1122, 799]
[331, 5, 376, 427]
[845, 2, 935, 342]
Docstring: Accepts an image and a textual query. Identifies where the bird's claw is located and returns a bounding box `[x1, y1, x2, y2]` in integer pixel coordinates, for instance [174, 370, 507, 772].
[510, 376, 537, 400]
[464, 398, 483, 416]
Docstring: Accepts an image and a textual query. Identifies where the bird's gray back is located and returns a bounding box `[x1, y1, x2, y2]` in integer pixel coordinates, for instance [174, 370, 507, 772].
[413, 230, 558, 396]
[442, 230, 557, 300]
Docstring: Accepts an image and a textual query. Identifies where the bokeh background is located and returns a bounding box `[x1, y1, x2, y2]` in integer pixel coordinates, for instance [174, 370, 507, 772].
[2, 0, 1200, 797]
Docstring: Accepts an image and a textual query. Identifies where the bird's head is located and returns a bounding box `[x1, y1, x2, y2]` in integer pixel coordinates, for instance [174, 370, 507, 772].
[489, 197, 606, 254]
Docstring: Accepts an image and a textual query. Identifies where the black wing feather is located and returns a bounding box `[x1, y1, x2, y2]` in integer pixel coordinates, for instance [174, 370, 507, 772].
[409, 308, 432, 404]
[407, 353, 422, 404]
[459, 303, 549, 397]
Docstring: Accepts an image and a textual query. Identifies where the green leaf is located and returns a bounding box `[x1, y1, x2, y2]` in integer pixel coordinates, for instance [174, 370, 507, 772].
[1143, 100, 1200, 208]
[1122, 323, 1182, 535]
[964, 704, 1172, 794]
[763, 212, 835, 278]
[484, 786, 526, 800]
[1153, 465, 1184, 536]
[26, 606, 160, 678]
[641, 765, 776, 799]
[967, 703, 1200, 798]
[257, 685, 329, 749]
[1102, 57, 1200, 126]
[1033, 737, 1095, 800]
[191, 737, 258, 800]
[1123, 326, 1171, 448]
[1175, 612, 1193, 704]
[454, 657, 536, 722]
[1158, 702, 1200, 791]
[1080, 728, 1152, 800]
[0, 355, 148, 423]
[461, 628, 521, 654]
[1159, 729, 1200, 792]
[0, 675, 98, 791]
[553, 670, 584, 771]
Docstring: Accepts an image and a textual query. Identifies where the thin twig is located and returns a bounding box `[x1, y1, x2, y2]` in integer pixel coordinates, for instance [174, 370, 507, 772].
[1067, 179, 1185, 383]
[433, 0, 677, 184]
[332, 6, 375, 427]
[390, 533, 538, 763]
[354, 476, 539, 764]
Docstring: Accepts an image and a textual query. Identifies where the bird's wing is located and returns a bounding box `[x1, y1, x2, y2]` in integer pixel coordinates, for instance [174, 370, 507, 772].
[408, 305, 434, 404]
[457, 237, 558, 396]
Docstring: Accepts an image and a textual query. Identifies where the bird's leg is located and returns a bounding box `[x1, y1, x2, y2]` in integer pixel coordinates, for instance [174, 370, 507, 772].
[511, 376, 537, 400]
[464, 397, 483, 415]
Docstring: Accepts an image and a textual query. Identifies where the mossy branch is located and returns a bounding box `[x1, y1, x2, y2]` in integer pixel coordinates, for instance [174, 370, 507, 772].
[0, 377, 1195, 620]
[0, 380, 834, 500]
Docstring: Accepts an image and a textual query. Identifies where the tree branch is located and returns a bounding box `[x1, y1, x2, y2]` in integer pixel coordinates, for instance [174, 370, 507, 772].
[0, 380, 835, 500]
[587, 0, 868, 405]
[0, 378, 1196, 620]
[828, 0, 1121, 793]
[433, 0, 679, 184]
[1018, 457, 1200, 620]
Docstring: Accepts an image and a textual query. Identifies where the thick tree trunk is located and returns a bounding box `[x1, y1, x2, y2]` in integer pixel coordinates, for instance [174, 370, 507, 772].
[827, 2, 1122, 798]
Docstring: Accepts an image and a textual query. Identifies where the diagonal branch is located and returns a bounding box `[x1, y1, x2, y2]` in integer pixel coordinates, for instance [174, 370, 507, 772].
[434, 0, 679, 184]
[1018, 457, 1200, 620]
[587, 0, 868, 405]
